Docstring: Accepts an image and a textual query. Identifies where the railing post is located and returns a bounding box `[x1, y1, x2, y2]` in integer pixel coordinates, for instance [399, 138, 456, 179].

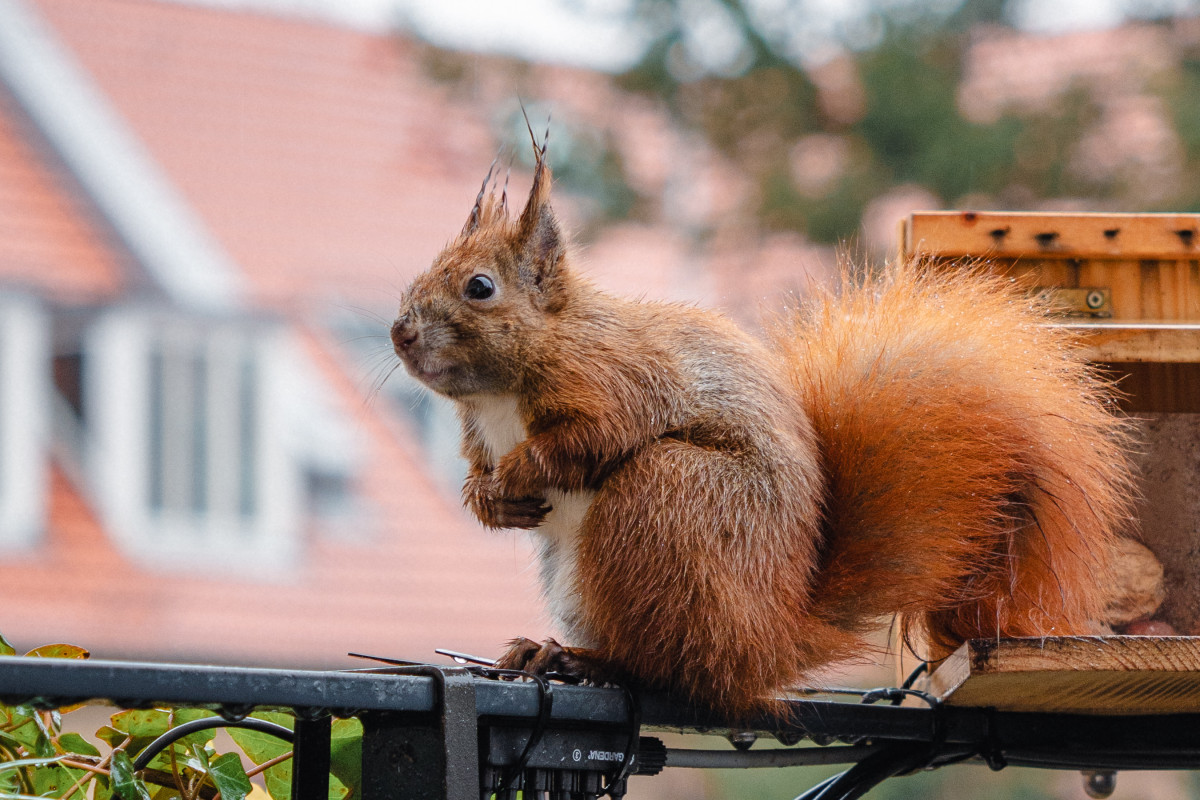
[291, 714, 332, 800]
[360, 667, 479, 800]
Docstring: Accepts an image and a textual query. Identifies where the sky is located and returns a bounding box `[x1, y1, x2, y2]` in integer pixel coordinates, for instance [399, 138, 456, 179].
[165, 0, 1170, 71]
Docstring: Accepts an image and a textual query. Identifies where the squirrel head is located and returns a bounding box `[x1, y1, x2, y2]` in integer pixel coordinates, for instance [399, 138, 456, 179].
[392, 137, 568, 398]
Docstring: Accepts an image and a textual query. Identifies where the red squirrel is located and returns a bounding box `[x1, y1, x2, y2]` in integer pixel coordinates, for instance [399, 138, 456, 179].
[391, 140, 1135, 717]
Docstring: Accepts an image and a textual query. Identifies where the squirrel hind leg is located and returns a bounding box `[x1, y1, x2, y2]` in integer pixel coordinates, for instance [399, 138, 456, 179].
[574, 436, 859, 719]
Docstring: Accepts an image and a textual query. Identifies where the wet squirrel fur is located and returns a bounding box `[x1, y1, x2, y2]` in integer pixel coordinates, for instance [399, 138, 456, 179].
[391, 141, 1136, 718]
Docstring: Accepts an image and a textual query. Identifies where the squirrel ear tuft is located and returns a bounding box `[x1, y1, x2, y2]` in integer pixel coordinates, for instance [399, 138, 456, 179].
[462, 160, 498, 237]
[515, 135, 565, 299]
[517, 158, 562, 261]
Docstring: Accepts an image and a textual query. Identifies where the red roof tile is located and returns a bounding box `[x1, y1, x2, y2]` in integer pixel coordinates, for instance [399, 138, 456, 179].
[0, 89, 125, 300]
[33, 0, 499, 311]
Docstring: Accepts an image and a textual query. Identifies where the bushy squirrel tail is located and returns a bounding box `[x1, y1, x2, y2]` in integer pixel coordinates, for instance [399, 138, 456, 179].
[769, 260, 1138, 661]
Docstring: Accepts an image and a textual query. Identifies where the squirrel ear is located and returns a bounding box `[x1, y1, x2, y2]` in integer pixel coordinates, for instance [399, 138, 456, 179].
[516, 159, 565, 295]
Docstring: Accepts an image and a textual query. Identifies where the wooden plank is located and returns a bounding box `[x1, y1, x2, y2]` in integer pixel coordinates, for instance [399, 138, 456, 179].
[905, 212, 1200, 260]
[929, 637, 1200, 714]
[1060, 322, 1200, 363]
[1101, 362, 1200, 413]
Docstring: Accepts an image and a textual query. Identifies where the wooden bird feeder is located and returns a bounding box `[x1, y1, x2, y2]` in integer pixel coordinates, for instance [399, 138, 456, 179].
[901, 211, 1200, 713]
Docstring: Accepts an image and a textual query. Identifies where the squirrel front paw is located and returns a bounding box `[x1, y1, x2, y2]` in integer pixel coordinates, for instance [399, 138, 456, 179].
[464, 469, 551, 529]
[495, 444, 548, 499]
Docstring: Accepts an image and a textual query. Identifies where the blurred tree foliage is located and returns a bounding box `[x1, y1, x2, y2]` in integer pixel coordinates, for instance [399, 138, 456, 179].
[1166, 51, 1200, 208]
[614, 0, 1130, 242]
[416, 0, 1200, 242]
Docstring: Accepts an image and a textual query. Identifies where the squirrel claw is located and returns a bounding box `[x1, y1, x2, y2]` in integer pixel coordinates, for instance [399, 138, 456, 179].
[494, 637, 615, 685]
[495, 636, 542, 670]
[492, 497, 551, 529]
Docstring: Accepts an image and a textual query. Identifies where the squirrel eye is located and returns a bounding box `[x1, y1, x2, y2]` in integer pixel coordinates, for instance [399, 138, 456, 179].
[464, 274, 496, 301]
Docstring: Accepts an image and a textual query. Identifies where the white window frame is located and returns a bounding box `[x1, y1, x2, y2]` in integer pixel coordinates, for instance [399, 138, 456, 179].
[84, 308, 300, 569]
[0, 292, 49, 550]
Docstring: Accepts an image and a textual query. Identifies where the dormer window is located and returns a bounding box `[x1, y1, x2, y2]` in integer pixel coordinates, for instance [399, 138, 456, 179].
[0, 292, 48, 550]
[83, 308, 301, 567]
[145, 326, 260, 522]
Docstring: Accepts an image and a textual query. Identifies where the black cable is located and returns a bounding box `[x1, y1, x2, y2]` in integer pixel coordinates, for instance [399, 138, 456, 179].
[604, 685, 641, 797]
[791, 687, 878, 698]
[792, 678, 940, 711]
[498, 673, 553, 793]
[666, 744, 885, 769]
[792, 773, 841, 800]
[900, 661, 928, 690]
[809, 743, 930, 800]
[893, 662, 930, 706]
[132, 717, 294, 771]
[859, 687, 940, 709]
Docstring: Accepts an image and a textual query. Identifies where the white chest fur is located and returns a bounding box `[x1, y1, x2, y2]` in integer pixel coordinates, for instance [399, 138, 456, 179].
[462, 394, 596, 645]
[466, 394, 526, 464]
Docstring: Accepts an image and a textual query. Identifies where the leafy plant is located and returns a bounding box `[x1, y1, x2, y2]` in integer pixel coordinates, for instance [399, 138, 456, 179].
[0, 632, 361, 800]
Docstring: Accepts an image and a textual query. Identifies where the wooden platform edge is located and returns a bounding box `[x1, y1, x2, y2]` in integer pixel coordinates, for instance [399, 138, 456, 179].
[1064, 322, 1200, 363]
[929, 636, 1200, 715]
[903, 211, 1200, 261]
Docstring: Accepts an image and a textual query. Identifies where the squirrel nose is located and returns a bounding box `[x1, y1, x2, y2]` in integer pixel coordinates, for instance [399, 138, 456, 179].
[391, 316, 418, 351]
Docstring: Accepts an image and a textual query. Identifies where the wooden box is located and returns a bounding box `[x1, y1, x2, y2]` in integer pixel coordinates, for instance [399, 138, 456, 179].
[901, 211, 1200, 638]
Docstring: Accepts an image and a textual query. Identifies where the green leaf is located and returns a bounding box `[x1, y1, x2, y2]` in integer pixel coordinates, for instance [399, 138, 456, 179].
[249, 712, 293, 730]
[172, 710, 216, 726]
[208, 754, 251, 800]
[0, 766, 20, 795]
[227, 715, 291, 766]
[55, 733, 101, 759]
[109, 752, 152, 800]
[326, 773, 350, 800]
[0, 730, 22, 755]
[328, 720, 361, 800]
[32, 762, 89, 797]
[228, 713, 293, 800]
[186, 742, 210, 774]
[4, 711, 54, 758]
[23, 645, 90, 661]
[260, 757, 291, 800]
[0, 704, 23, 729]
[95, 727, 128, 749]
[109, 711, 171, 741]
[92, 774, 112, 800]
[0, 633, 14, 657]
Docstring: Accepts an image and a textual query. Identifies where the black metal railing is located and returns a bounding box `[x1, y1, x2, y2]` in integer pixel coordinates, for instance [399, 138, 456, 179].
[2, 655, 1199, 800]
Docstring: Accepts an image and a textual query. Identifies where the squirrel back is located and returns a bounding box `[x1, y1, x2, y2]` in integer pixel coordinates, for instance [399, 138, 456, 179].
[393, 145, 1136, 717]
